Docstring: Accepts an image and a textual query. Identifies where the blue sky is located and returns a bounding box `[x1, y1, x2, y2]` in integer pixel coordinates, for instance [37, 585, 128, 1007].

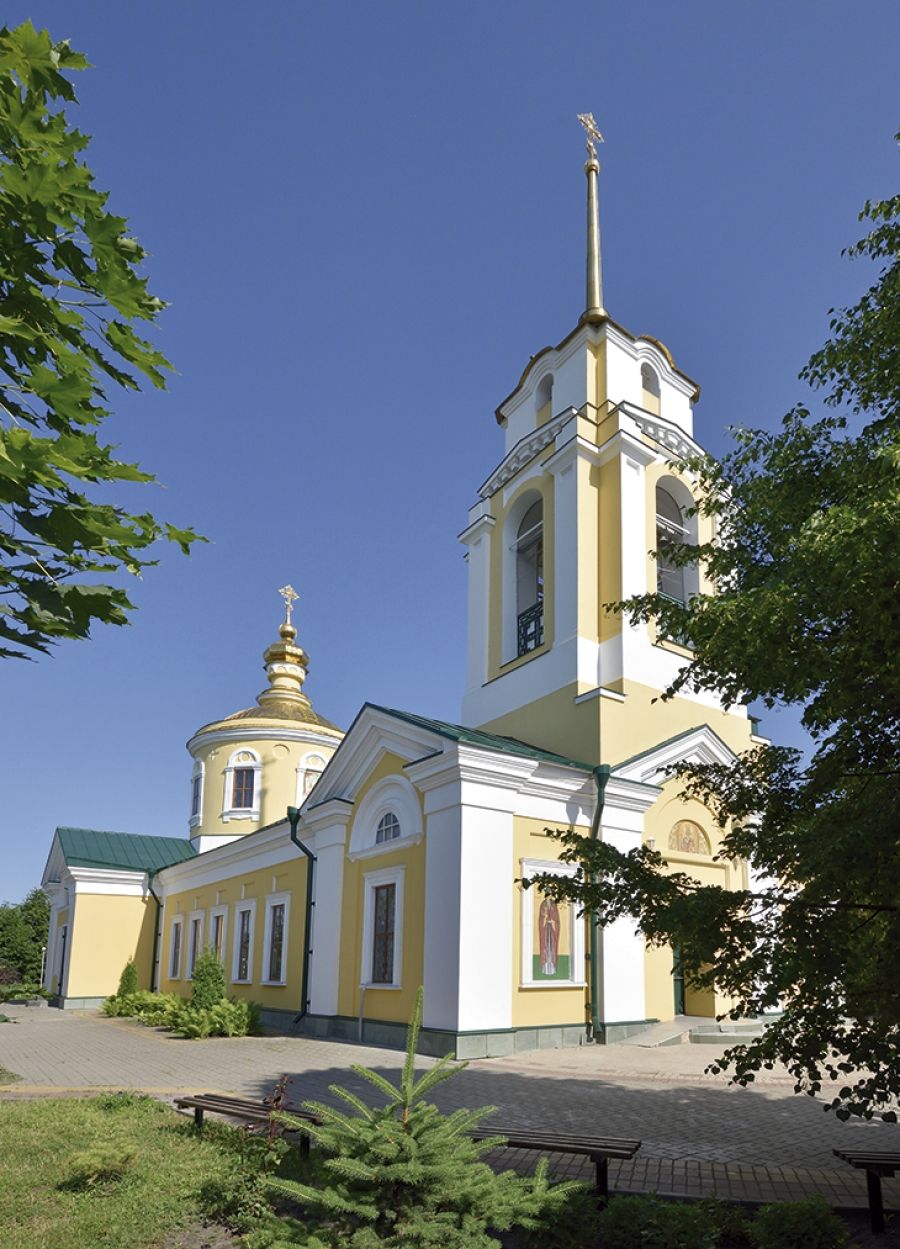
[3, 3, 898, 901]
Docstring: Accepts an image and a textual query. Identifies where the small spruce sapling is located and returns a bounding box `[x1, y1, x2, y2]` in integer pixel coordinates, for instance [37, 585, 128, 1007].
[116, 957, 138, 998]
[269, 987, 580, 1247]
[190, 947, 227, 1010]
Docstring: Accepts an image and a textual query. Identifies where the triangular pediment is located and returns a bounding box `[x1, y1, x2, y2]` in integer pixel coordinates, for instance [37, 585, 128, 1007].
[612, 724, 738, 787]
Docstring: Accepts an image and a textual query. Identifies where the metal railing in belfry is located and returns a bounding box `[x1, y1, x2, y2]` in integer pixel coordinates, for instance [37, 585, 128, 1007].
[517, 602, 544, 656]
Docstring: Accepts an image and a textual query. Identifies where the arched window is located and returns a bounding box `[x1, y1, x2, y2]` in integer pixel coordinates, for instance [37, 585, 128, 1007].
[656, 485, 687, 603]
[515, 500, 544, 656]
[189, 760, 204, 828]
[222, 748, 262, 822]
[535, 373, 553, 418]
[641, 363, 661, 414]
[668, 820, 711, 855]
[300, 754, 326, 797]
[375, 811, 401, 844]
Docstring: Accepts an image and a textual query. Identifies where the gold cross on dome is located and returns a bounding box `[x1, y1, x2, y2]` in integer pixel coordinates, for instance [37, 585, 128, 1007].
[577, 112, 604, 158]
[278, 583, 298, 626]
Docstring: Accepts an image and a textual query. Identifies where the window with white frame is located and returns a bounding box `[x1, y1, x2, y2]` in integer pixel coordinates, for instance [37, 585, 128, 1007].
[169, 917, 184, 979]
[208, 906, 227, 963]
[519, 859, 585, 988]
[232, 902, 256, 982]
[655, 478, 699, 619]
[515, 499, 544, 656]
[375, 811, 400, 844]
[222, 749, 262, 822]
[360, 866, 404, 988]
[187, 913, 203, 978]
[262, 893, 290, 984]
[189, 760, 204, 827]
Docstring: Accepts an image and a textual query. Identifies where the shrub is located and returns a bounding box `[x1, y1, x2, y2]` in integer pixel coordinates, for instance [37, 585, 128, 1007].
[116, 957, 139, 998]
[0, 981, 49, 1002]
[0, 963, 20, 984]
[749, 1196, 851, 1249]
[520, 1181, 601, 1248]
[269, 987, 579, 1247]
[62, 1145, 136, 1190]
[597, 1194, 718, 1249]
[190, 947, 227, 1010]
[175, 997, 258, 1039]
[699, 1198, 753, 1247]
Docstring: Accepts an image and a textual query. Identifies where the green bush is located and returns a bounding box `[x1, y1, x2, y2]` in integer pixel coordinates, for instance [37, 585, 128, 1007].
[62, 1145, 136, 1190]
[699, 1199, 753, 1248]
[116, 957, 139, 998]
[175, 997, 258, 1039]
[269, 986, 580, 1248]
[597, 1194, 718, 1249]
[520, 1181, 600, 1248]
[103, 990, 183, 1026]
[190, 947, 227, 1010]
[0, 982, 50, 1002]
[749, 1196, 851, 1249]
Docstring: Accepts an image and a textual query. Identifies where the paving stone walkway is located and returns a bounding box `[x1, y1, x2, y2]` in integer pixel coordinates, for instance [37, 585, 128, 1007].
[1, 1004, 898, 1224]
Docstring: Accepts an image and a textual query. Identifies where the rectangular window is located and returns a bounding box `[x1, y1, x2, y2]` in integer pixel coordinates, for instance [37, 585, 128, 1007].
[191, 774, 202, 818]
[232, 768, 255, 809]
[170, 920, 183, 979]
[188, 917, 202, 978]
[211, 913, 224, 961]
[235, 908, 252, 981]
[267, 903, 285, 983]
[371, 884, 396, 984]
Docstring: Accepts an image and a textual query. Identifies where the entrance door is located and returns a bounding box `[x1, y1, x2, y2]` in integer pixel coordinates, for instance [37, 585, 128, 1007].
[672, 944, 685, 1015]
[57, 925, 67, 995]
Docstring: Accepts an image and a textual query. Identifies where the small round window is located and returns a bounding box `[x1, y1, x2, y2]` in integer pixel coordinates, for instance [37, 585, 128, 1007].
[375, 812, 401, 844]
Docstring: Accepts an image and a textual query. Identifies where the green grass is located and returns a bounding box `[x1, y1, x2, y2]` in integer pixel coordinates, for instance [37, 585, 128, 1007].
[0, 1094, 241, 1248]
[0, 1063, 21, 1083]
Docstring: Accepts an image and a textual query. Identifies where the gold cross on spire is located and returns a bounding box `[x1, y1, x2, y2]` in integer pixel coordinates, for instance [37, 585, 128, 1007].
[577, 112, 604, 160]
[278, 583, 298, 627]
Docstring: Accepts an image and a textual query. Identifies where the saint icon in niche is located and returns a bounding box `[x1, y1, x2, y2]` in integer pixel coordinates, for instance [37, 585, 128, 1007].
[531, 885, 571, 981]
[539, 896, 560, 975]
[668, 820, 710, 855]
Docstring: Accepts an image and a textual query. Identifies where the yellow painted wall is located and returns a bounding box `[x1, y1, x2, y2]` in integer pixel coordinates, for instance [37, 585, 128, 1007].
[66, 894, 156, 999]
[479, 683, 600, 766]
[158, 849, 308, 1011]
[601, 679, 753, 768]
[512, 817, 588, 1027]
[337, 753, 425, 1024]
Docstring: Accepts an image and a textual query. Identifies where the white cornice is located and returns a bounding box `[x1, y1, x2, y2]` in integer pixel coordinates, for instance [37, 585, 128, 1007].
[594, 425, 659, 470]
[477, 407, 578, 499]
[158, 818, 293, 891]
[458, 511, 496, 546]
[187, 724, 342, 756]
[616, 402, 703, 464]
[67, 865, 150, 896]
[604, 776, 662, 814]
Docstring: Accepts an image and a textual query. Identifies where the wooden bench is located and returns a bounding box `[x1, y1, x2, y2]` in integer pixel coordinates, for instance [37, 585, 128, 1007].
[833, 1148, 900, 1234]
[471, 1125, 640, 1197]
[174, 1093, 640, 1196]
[173, 1093, 321, 1155]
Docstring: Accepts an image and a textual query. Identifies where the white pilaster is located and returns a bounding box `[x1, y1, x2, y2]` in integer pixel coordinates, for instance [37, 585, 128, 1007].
[304, 802, 351, 1017]
[459, 507, 495, 696]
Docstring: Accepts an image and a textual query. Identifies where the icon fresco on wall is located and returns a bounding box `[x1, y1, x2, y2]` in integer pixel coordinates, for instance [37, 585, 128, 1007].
[668, 820, 710, 855]
[533, 886, 571, 980]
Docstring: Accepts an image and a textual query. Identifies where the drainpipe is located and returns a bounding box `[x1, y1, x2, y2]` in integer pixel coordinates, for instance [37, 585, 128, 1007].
[587, 764, 611, 1043]
[147, 874, 162, 993]
[287, 806, 316, 1023]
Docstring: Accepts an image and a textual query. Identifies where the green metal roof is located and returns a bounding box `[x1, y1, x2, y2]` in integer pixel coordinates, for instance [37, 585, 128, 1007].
[56, 827, 197, 874]
[369, 704, 594, 773]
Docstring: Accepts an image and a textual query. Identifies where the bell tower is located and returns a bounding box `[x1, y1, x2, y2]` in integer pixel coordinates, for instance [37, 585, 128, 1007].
[460, 117, 752, 766]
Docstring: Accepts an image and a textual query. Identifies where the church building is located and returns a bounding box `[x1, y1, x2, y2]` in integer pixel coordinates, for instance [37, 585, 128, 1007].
[42, 121, 759, 1057]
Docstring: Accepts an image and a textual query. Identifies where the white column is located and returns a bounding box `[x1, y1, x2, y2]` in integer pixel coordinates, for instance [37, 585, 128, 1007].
[460, 509, 495, 698]
[457, 801, 514, 1031]
[422, 785, 463, 1032]
[549, 454, 578, 645]
[597, 785, 649, 1023]
[307, 816, 349, 1017]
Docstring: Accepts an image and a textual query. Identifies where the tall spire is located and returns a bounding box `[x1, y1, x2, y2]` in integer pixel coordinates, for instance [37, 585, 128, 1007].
[577, 112, 606, 323]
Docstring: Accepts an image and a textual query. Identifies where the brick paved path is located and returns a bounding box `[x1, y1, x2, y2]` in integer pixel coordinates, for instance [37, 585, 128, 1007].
[1, 1005, 898, 1218]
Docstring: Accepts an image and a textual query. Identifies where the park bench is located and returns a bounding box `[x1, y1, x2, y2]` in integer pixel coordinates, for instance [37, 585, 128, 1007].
[174, 1092, 641, 1196]
[833, 1148, 900, 1234]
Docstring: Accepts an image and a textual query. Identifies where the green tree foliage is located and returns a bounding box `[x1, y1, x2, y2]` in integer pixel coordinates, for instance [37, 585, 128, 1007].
[270, 988, 578, 1247]
[115, 957, 138, 998]
[189, 947, 226, 1010]
[0, 886, 49, 980]
[535, 165, 900, 1120]
[0, 21, 202, 660]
